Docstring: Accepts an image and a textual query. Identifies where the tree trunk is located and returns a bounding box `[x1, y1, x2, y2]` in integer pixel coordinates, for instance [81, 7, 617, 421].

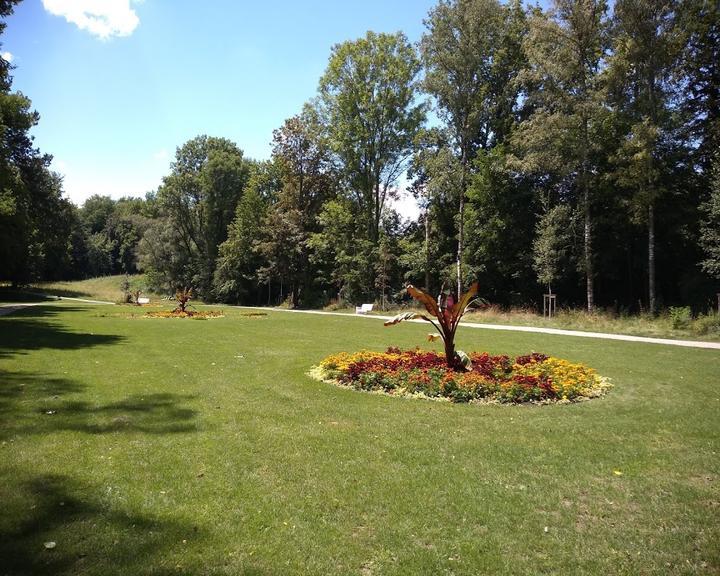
[457, 194, 464, 302]
[443, 337, 456, 370]
[292, 284, 299, 309]
[581, 114, 594, 313]
[457, 153, 467, 301]
[373, 180, 381, 244]
[648, 202, 656, 315]
[425, 210, 430, 292]
[584, 186, 594, 313]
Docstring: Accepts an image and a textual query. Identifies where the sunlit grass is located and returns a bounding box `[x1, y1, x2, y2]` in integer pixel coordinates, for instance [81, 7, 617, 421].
[0, 301, 718, 574]
[29, 275, 150, 303]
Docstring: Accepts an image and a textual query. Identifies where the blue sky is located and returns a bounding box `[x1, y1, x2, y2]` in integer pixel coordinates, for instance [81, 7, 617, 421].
[3, 0, 437, 214]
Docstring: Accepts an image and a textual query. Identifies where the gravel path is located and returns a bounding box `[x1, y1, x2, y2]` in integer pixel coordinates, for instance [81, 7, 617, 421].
[0, 303, 46, 316]
[229, 305, 720, 350]
[0, 295, 114, 316]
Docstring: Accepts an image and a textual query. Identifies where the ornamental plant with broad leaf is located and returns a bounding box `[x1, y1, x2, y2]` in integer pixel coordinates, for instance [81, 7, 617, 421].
[174, 287, 193, 313]
[384, 283, 479, 370]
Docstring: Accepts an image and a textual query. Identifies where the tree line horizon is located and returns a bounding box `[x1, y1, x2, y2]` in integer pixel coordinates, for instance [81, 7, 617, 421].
[1, 0, 719, 314]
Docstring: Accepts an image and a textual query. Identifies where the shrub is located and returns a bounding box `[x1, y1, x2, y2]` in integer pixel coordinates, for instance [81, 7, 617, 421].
[668, 306, 692, 329]
[693, 312, 720, 336]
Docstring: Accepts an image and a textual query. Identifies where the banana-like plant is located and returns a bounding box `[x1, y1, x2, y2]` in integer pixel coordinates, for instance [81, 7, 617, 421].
[174, 287, 193, 313]
[384, 282, 479, 370]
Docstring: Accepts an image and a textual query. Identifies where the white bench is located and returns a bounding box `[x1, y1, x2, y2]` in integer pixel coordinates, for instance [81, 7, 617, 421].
[355, 303, 373, 314]
[137, 297, 150, 305]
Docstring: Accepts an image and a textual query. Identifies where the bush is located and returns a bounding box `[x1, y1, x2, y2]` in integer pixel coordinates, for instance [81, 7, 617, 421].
[693, 312, 720, 336]
[668, 306, 692, 329]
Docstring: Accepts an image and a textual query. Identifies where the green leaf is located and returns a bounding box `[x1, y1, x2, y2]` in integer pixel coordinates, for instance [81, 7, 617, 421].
[383, 311, 427, 326]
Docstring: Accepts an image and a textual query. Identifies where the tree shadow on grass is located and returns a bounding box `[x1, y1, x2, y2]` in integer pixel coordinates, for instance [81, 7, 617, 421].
[0, 471, 273, 575]
[0, 371, 199, 439]
[46, 393, 199, 435]
[0, 306, 200, 438]
[0, 472, 205, 576]
[0, 306, 124, 360]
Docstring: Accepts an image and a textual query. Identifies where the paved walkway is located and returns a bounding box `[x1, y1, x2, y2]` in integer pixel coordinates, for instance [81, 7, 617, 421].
[0, 303, 46, 316]
[229, 305, 720, 350]
[0, 295, 114, 316]
[50, 296, 115, 305]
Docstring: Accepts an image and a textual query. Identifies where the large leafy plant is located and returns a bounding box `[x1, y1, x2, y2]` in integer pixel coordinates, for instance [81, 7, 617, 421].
[385, 283, 479, 370]
[174, 287, 193, 313]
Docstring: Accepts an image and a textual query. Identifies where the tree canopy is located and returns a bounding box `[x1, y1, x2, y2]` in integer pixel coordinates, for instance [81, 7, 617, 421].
[2, 0, 718, 314]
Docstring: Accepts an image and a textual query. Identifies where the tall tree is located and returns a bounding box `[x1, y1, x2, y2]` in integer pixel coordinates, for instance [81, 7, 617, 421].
[510, 0, 610, 311]
[533, 202, 574, 295]
[309, 199, 376, 304]
[156, 135, 251, 297]
[318, 31, 425, 245]
[421, 0, 527, 298]
[700, 154, 720, 284]
[676, 0, 720, 175]
[608, 0, 681, 314]
[0, 0, 74, 284]
[258, 110, 336, 307]
[80, 195, 115, 234]
[465, 146, 538, 305]
[213, 174, 269, 303]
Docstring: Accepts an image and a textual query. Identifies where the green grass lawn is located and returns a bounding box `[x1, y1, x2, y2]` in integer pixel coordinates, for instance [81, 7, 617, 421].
[1, 302, 718, 575]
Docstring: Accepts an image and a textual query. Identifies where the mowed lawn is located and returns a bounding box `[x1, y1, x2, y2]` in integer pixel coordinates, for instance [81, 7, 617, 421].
[1, 303, 718, 575]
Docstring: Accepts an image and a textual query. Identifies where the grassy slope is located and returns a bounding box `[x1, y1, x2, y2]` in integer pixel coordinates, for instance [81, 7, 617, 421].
[0, 303, 718, 575]
[28, 275, 148, 303]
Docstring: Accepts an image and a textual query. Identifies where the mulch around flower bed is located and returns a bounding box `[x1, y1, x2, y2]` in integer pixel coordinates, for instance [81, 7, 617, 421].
[311, 348, 611, 405]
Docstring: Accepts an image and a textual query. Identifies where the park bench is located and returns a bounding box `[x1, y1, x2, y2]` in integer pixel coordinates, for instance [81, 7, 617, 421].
[137, 297, 150, 305]
[355, 303, 373, 314]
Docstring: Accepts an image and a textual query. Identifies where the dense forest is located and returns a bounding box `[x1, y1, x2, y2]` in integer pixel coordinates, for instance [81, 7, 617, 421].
[1, 0, 719, 313]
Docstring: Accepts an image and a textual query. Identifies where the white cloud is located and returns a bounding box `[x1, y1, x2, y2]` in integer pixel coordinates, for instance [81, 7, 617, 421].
[42, 0, 140, 40]
[1, 51, 13, 62]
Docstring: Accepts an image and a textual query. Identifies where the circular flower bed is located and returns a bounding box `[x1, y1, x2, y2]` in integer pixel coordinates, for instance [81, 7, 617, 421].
[144, 310, 224, 319]
[311, 348, 611, 404]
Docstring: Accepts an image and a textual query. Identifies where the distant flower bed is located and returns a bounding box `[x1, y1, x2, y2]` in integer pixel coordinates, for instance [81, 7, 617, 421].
[144, 310, 223, 319]
[311, 348, 611, 404]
